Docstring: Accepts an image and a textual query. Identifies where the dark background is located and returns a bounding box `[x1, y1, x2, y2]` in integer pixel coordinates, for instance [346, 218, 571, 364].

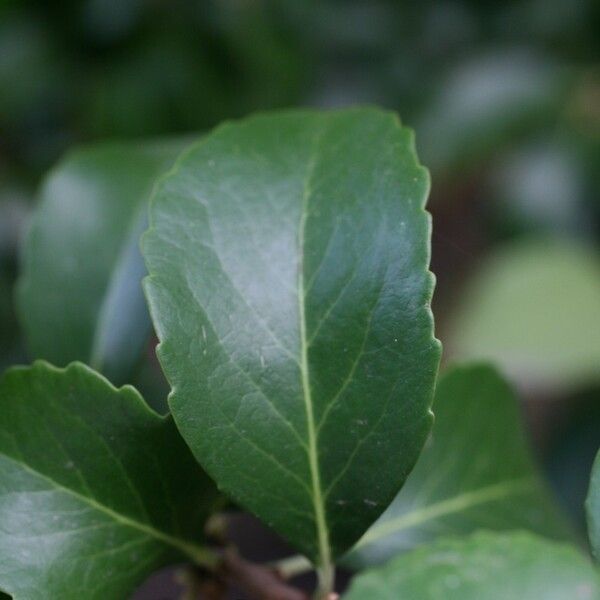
[0, 1, 599, 597]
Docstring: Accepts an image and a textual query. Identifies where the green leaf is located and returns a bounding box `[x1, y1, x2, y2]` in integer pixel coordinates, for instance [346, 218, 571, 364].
[449, 239, 600, 390]
[143, 108, 440, 571]
[17, 139, 188, 384]
[346, 364, 572, 568]
[0, 361, 218, 600]
[345, 364, 572, 567]
[586, 449, 600, 559]
[344, 531, 600, 600]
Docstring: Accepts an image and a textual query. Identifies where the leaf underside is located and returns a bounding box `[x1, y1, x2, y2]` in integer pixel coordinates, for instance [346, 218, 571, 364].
[17, 140, 186, 384]
[345, 363, 572, 567]
[0, 362, 217, 600]
[143, 108, 441, 564]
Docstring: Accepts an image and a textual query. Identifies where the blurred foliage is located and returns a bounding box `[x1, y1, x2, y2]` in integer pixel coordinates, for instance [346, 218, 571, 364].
[0, 0, 598, 182]
[0, 0, 599, 542]
[0, 0, 310, 179]
[449, 238, 600, 390]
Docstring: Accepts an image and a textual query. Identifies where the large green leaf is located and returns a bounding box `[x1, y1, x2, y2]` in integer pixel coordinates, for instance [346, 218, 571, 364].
[344, 531, 600, 600]
[0, 361, 218, 600]
[143, 109, 440, 575]
[448, 239, 600, 390]
[345, 364, 571, 567]
[17, 139, 187, 384]
[586, 449, 600, 559]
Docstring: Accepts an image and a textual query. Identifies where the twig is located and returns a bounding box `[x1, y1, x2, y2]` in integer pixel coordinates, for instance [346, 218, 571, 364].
[219, 548, 309, 600]
[176, 566, 226, 600]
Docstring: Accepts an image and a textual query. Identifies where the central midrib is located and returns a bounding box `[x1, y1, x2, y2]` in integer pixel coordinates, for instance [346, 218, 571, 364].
[297, 124, 332, 572]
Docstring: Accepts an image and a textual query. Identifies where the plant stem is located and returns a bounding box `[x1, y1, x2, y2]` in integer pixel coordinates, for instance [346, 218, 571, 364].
[186, 543, 220, 571]
[220, 549, 307, 600]
[315, 563, 335, 600]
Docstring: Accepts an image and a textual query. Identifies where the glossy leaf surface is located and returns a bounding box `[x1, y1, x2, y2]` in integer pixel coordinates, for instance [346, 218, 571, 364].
[345, 531, 600, 600]
[346, 364, 571, 567]
[143, 108, 441, 565]
[0, 362, 217, 600]
[586, 449, 600, 559]
[18, 140, 187, 384]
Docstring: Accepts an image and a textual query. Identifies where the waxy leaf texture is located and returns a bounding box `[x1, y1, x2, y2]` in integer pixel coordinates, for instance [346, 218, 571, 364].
[0, 362, 217, 599]
[346, 364, 571, 567]
[143, 108, 441, 566]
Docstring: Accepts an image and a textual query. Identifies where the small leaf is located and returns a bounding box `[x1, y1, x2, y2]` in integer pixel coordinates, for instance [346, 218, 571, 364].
[586, 449, 600, 559]
[143, 108, 441, 568]
[17, 139, 188, 384]
[344, 531, 600, 600]
[346, 364, 571, 568]
[0, 361, 218, 600]
[449, 239, 600, 390]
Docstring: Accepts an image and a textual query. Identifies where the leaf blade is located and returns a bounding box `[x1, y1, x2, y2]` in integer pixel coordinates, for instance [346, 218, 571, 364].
[344, 532, 600, 600]
[345, 364, 571, 567]
[17, 140, 188, 384]
[143, 108, 441, 564]
[0, 361, 217, 600]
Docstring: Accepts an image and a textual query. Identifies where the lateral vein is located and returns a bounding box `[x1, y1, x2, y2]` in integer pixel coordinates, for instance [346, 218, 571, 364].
[0, 453, 216, 568]
[353, 477, 536, 550]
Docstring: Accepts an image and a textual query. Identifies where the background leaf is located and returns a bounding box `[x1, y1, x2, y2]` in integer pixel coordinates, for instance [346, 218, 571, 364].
[417, 50, 567, 175]
[344, 531, 600, 600]
[17, 139, 188, 385]
[0, 361, 218, 600]
[345, 364, 571, 567]
[143, 108, 441, 567]
[586, 449, 600, 559]
[447, 239, 600, 390]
